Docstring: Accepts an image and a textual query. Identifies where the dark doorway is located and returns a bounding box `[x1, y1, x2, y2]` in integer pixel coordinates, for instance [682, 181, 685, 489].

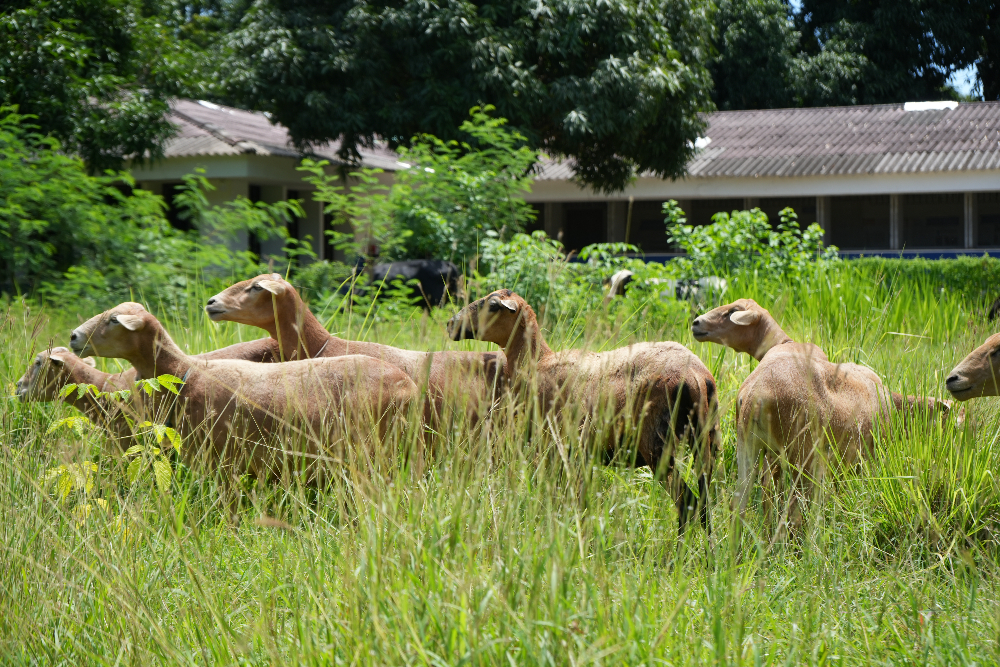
[830, 195, 890, 250]
[162, 182, 193, 232]
[526, 203, 546, 236]
[286, 189, 302, 242]
[687, 199, 744, 227]
[562, 203, 606, 254]
[903, 193, 962, 248]
[758, 197, 818, 227]
[629, 200, 672, 252]
[248, 184, 262, 256]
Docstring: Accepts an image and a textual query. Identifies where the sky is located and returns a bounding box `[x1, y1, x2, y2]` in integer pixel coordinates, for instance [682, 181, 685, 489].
[949, 64, 980, 98]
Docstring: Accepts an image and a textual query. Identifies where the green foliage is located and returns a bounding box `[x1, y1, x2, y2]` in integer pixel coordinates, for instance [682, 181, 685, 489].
[797, 1, 990, 103]
[711, 0, 866, 109]
[478, 231, 572, 309]
[0, 110, 301, 309]
[389, 107, 539, 263]
[301, 108, 539, 265]
[225, 0, 714, 193]
[665, 201, 838, 285]
[0, 0, 199, 172]
[298, 161, 402, 263]
[0, 107, 171, 296]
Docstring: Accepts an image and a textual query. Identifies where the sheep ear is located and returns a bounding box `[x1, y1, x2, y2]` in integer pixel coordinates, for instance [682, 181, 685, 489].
[81, 357, 97, 368]
[258, 280, 286, 295]
[730, 310, 760, 326]
[49, 354, 65, 366]
[117, 314, 146, 331]
[499, 299, 518, 312]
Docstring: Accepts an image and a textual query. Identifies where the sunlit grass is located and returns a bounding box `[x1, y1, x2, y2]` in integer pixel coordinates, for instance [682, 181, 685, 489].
[2, 263, 1000, 664]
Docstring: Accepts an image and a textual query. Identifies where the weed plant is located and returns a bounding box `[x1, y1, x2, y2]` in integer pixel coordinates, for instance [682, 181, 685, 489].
[2, 262, 1000, 665]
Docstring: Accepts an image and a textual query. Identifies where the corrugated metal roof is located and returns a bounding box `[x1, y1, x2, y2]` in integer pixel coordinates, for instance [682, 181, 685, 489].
[537, 101, 1000, 180]
[163, 100, 401, 170]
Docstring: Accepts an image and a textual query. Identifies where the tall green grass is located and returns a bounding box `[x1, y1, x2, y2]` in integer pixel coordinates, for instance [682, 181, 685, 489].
[2, 262, 1000, 665]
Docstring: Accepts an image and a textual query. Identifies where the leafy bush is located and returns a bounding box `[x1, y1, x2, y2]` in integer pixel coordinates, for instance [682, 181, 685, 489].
[300, 107, 539, 268]
[0, 109, 300, 309]
[389, 107, 539, 264]
[664, 200, 838, 285]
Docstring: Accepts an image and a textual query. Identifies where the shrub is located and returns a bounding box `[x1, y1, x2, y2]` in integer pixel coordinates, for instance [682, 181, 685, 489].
[299, 107, 539, 269]
[0, 109, 301, 310]
[664, 200, 838, 285]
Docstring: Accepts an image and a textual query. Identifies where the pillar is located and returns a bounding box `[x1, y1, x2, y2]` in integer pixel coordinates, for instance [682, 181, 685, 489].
[889, 194, 903, 250]
[816, 196, 831, 245]
[965, 192, 978, 249]
[608, 200, 628, 243]
[743, 197, 759, 210]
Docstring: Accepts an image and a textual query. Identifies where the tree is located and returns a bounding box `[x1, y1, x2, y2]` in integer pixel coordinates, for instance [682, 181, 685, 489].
[711, 0, 865, 110]
[797, 0, 986, 104]
[0, 0, 210, 172]
[224, 0, 715, 193]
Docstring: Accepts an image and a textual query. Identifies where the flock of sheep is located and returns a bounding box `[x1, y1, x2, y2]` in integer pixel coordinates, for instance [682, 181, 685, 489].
[14, 271, 1000, 533]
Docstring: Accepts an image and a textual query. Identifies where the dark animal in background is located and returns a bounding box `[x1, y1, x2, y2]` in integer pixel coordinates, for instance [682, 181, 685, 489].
[988, 296, 1000, 321]
[366, 260, 460, 309]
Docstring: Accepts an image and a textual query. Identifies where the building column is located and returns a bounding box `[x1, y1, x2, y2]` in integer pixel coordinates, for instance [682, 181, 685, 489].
[543, 202, 563, 241]
[965, 192, 978, 249]
[816, 196, 831, 245]
[607, 200, 628, 243]
[743, 197, 759, 210]
[889, 194, 903, 250]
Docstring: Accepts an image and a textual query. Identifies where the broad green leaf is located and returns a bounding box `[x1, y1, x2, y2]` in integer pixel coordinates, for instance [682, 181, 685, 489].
[156, 374, 185, 395]
[46, 415, 93, 436]
[153, 458, 171, 493]
[123, 445, 144, 457]
[162, 426, 182, 452]
[126, 458, 143, 484]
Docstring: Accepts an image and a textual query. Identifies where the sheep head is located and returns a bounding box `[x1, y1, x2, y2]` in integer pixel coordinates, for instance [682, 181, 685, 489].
[691, 298, 781, 359]
[16, 347, 82, 401]
[447, 289, 524, 347]
[70, 302, 151, 361]
[947, 332, 1000, 401]
[205, 273, 290, 330]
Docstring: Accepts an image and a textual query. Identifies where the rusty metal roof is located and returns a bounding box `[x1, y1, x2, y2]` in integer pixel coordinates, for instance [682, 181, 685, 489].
[164, 99, 401, 170]
[537, 101, 1000, 180]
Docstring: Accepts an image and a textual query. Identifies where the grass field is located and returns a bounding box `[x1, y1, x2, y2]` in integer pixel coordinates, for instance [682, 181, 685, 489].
[2, 261, 1000, 665]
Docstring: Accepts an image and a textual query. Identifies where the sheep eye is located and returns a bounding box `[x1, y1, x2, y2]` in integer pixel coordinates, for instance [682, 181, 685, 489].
[992, 348, 1000, 357]
[251, 283, 263, 291]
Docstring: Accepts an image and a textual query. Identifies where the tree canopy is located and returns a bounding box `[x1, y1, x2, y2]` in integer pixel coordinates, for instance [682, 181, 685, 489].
[712, 0, 1000, 111]
[224, 0, 715, 193]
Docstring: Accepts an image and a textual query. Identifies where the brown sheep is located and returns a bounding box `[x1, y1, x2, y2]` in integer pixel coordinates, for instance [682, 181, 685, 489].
[446, 289, 720, 534]
[68, 302, 418, 491]
[947, 332, 1000, 400]
[691, 298, 952, 528]
[16, 347, 135, 440]
[205, 273, 505, 425]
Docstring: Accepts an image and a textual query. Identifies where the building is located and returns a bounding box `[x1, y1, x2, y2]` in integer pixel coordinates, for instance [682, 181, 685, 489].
[129, 99, 400, 262]
[133, 99, 1000, 261]
[524, 101, 1000, 258]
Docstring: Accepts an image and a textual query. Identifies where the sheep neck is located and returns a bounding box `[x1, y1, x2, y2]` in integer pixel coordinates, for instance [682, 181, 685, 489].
[749, 317, 794, 361]
[502, 315, 553, 379]
[131, 327, 191, 380]
[268, 294, 331, 360]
